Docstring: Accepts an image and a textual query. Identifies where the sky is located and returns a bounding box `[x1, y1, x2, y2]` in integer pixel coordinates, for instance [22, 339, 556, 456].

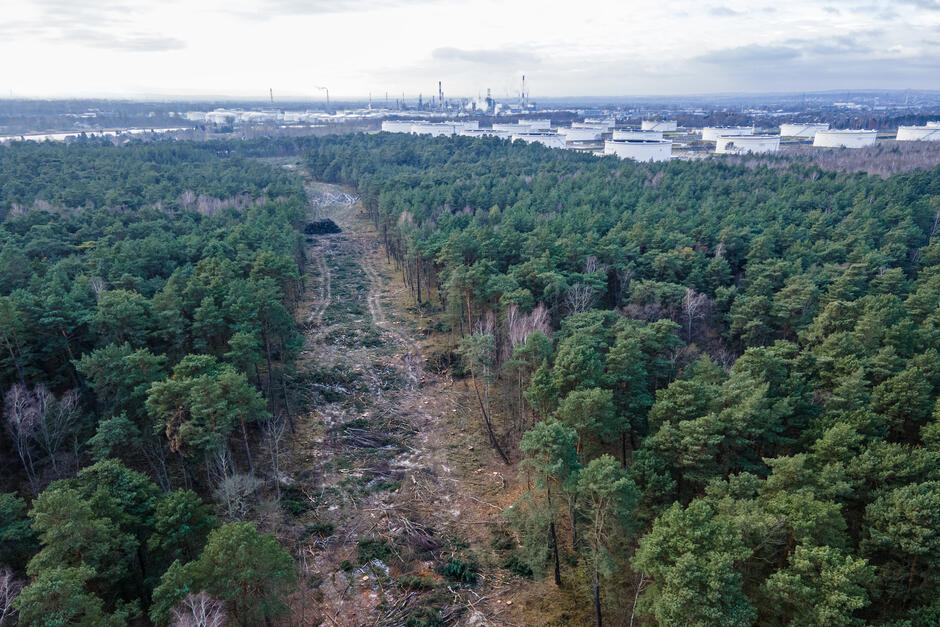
[1, 0, 939, 100]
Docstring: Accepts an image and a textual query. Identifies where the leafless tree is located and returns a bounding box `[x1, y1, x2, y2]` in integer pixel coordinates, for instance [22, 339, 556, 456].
[584, 255, 600, 274]
[34, 386, 81, 478]
[506, 303, 552, 349]
[89, 276, 106, 301]
[614, 267, 635, 305]
[263, 414, 287, 502]
[170, 591, 226, 627]
[4, 384, 40, 493]
[0, 568, 23, 626]
[682, 288, 710, 343]
[211, 447, 260, 521]
[565, 283, 597, 315]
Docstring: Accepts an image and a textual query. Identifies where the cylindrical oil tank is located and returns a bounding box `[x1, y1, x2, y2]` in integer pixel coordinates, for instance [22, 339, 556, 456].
[702, 126, 754, 142]
[519, 119, 551, 131]
[604, 139, 672, 162]
[562, 127, 603, 142]
[410, 122, 457, 136]
[715, 134, 780, 154]
[511, 132, 566, 149]
[896, 125, 940, 141]
[813, 130, 878, 148]
[460, 129, 512, 139]
[641, 120, 677, 132]
[613, 129, 663, 141]
[779, 122, 829, 137]
[492, 123, 521, 133]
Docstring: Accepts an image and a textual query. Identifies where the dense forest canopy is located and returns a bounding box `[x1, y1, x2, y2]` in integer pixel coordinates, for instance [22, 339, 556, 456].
[0, 140, 304, 625]
[0, 132, 938, 625]
[304, 132, 940, 625]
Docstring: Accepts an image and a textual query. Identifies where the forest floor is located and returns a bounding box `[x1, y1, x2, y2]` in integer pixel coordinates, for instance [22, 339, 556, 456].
[278, 177, 577, 626]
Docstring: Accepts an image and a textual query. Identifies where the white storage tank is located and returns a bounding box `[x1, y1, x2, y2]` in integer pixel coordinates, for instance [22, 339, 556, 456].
[411, 122, 457, 136]
[896, 125, 940, 141]
[813, 129, 878, 148]
[715, 134, 781, 154]
[641, 120, 678, 132]
[460, 128, 512, 139]
[562, 127, 603, 142]
[613, 128, 663, 141]
[512, 132, 566, 149]
[604, 139, 672, 162]
[780, 122, 829, 137]
[492, 123, 521, 133]
[519, 118, 551, 131]
[702, 126, 754, 142]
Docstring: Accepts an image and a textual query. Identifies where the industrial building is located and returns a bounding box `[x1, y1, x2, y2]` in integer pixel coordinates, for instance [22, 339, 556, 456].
[896, 124, 940, 141]
[715, 134, 781, 154]
[813, 129, 878, 148]
[511, 132, 566, 149]
[702, 126, 754, 142]
[780, 122, 829, 137]
[641, 120, 678, 132]
[604, 139, 672, 162]
[613, 129, 663, 141]
[381, 120, 415, 133]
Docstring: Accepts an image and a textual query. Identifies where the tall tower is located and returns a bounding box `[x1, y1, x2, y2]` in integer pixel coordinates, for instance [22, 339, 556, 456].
[521, 75, 526, 108]
[438, 81, 444, 111]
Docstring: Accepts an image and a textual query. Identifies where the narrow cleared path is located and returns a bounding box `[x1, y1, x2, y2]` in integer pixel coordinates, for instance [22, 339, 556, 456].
[283, 180, 526, 626]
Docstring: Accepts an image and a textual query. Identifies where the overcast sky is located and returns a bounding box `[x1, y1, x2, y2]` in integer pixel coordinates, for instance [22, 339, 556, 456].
[1, 0, 939, 100]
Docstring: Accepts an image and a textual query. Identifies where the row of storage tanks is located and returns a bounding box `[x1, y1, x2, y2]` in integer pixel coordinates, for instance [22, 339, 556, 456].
[380, 119, 940, 162]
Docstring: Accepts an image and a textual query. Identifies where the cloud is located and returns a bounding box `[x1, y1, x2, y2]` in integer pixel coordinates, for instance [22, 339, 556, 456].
[252, 0, 433, 15]
[17, 0, 184, 52]
[431, 47, 540, 67]
[708, 6, 742, 16]
[65, 30, 186, 52]
[696, 45, 802, 65]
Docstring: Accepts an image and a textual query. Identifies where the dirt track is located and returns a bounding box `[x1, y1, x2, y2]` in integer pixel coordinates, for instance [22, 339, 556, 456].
[283, 181, 527, 626]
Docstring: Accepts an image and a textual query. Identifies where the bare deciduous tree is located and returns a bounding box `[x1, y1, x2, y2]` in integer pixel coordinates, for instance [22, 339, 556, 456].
[4, 384, 40, 493]
[0, 568, 23, 626]
[565, 283, 597, 315]
[34, 386, 81, 478]
[89, 276, 106, 301]
[263, 414, 287, 502]
[681, 288, 710, 343]
[170, 591, 226, 627]
[506, 303, 552, 349]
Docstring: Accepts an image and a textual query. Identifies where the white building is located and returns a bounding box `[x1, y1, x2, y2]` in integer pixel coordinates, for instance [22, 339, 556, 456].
[896, 125, 940, 141]
[511, 132, 566, 149]
[641, 120, 678, 132]
[715, 134, 780, 154]
[702, 126, 754, 142]
[779, 122, 830, 137]
[604, 139, 672, 162]
[813, 129, 878, 148]
[613, 129, 663, 141]
[381, 120, 415, 133]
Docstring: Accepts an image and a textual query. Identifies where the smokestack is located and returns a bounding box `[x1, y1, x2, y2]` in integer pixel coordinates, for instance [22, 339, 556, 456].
[438, 81, 444, 111]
